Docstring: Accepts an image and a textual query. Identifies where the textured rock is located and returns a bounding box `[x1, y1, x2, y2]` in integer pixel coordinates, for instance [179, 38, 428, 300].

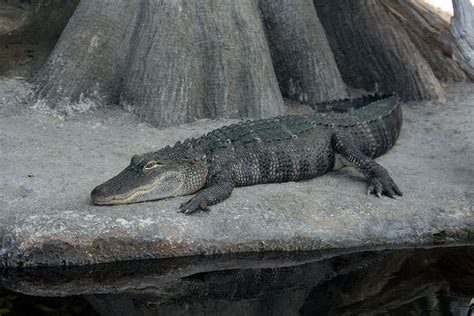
[0, 79, 472, 267]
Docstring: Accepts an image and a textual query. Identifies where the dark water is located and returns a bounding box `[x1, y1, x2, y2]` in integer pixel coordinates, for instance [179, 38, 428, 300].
[1, 246, 473, 316]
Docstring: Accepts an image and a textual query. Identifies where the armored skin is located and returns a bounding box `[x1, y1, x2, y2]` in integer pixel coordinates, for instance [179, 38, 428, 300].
[91, 95, 403, 214]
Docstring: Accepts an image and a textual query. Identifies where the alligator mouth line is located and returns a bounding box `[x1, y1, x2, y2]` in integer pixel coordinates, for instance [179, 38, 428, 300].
[92, 174, 184, 206]
[92, 189, 149, 205]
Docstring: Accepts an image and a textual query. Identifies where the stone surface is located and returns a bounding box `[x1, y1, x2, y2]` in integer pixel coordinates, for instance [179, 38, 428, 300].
[0, 79, 473, 267]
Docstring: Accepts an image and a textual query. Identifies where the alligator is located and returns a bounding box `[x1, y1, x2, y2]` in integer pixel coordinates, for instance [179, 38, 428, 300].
[91, 94, 403, 214]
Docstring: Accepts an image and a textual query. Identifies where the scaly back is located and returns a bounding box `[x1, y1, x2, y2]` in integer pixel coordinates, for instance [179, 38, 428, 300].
[189, 95, 401, 158]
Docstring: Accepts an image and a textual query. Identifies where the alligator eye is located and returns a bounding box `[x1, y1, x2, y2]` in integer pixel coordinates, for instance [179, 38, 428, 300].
[143, 160, 159, 170]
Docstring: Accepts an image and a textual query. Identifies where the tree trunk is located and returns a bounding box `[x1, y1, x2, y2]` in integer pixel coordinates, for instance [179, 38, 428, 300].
[35, 0, 142, 106]
[121, 0, 284, 125]
[259, 0, 347, 106]
[383, 0, 467, 82]
[35, 0, 293, 126]
[315, 0, 445, 101]
[451, 0, 474, 79]
[29, 0, 465, 126]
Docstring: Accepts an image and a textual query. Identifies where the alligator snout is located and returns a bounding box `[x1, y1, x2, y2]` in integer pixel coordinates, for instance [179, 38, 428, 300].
[91, 183, 120, 205]
[90, 168, 136, 205]
[90, 185, 109, 205]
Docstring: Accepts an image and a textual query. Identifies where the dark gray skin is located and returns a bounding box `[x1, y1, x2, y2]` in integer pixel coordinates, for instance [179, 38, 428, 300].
[91, 95, 403, 214]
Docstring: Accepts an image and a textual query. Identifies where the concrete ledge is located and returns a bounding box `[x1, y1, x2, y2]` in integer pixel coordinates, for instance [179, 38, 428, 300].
[0, 80, 472, 267]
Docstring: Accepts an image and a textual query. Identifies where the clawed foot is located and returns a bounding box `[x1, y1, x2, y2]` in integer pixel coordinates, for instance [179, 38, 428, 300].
[178, 196, 211, 214]
[367, 166, 403, 199]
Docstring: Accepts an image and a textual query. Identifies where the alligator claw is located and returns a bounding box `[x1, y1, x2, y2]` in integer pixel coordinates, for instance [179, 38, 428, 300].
[178, 196, 210, 214]
[367, 166, 403, 199]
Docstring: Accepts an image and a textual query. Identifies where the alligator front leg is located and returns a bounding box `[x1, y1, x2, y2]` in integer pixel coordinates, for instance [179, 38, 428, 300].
[179, 172, 234, 214]
[332, 133, 403, 198]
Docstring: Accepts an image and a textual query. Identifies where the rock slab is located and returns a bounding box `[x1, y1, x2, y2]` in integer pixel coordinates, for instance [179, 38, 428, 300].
[0, 80, 473, 267]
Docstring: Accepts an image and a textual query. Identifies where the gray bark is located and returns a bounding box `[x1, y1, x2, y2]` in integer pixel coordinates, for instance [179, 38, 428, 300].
[315, 0, 445, 101]
[451, 0, 474, 79]
[385, 0, 467, 82]
[30, 0, 462, 125]
[121, 0, 284, 126]
[35, 0, 289, 126]
[35, 0, 141, 106]
[259, 0, 347, 106]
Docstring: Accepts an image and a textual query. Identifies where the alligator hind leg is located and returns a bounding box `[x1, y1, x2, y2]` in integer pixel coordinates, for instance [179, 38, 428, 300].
[331, 133, 403, 198]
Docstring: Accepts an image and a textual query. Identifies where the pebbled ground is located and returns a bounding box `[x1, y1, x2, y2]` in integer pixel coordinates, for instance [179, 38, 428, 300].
[0, 79, 472, 267]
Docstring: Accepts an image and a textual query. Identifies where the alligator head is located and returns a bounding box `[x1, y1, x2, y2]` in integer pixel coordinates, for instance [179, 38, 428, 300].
[91, 148, 208, 205]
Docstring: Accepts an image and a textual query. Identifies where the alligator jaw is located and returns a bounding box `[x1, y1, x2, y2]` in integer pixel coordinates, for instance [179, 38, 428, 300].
[90, 186, 149, 205]
[90, 170, 186, 206]
[90, 192, 113, 205]
[90, 190, 139, 205]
